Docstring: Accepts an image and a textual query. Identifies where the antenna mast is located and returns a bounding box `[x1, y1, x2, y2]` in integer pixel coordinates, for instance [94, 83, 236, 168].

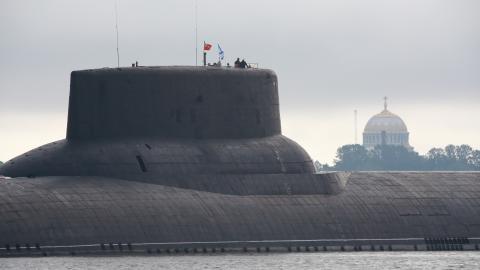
[195, 0, 198, 66]
[354, 109, 358, 144]
[115, 0, 120, 68]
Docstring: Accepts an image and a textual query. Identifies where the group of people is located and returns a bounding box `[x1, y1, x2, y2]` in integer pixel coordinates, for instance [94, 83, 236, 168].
[234, 58, 249, 68]
[207, 58, 250, 68]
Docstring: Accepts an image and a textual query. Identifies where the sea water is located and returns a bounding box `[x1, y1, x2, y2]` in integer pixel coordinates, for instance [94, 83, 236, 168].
[1, 252, 480, 270]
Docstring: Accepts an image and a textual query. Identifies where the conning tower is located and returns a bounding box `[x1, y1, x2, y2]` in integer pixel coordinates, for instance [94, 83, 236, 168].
[0, 67, 318, 188]
[67, 67, 282, 140]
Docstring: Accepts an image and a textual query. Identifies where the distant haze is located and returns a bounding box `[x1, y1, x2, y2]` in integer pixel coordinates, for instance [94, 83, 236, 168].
[1, 0, 479, 163]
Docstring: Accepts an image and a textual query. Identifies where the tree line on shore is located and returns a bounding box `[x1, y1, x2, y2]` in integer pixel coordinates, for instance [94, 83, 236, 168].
[316, 144, 480, 171]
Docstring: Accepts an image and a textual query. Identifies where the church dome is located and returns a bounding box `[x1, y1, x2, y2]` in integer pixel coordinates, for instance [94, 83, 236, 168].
[363, 109, 408, 133]
[362, 98, 412, 150]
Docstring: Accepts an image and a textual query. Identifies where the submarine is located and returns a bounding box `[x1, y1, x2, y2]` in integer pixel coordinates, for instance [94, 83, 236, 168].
[0, 66, 479, 256]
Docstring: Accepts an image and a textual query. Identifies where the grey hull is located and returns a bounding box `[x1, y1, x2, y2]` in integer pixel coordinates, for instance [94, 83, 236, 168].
[1, 67, 479, 256]
[0, 172, 479, 255]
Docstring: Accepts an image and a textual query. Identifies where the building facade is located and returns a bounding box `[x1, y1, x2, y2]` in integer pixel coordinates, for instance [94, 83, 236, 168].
[363, 98, 413, 151]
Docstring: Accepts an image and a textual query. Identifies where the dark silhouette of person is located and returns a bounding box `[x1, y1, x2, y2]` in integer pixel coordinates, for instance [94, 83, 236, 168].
[240, 59, 248, 68]
[234, 58, 241, 68]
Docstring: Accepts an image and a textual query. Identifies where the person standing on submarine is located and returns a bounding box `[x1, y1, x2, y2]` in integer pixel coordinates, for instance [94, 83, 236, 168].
[240, 59, 249, 68]
[234, 58, 241, 68]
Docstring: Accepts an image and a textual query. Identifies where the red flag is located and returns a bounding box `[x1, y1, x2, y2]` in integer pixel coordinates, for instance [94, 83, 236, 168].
[203, 43, 212, 51]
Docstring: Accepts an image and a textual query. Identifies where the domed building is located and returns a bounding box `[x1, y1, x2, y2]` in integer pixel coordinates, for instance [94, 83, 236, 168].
[363, 98, 413, 151]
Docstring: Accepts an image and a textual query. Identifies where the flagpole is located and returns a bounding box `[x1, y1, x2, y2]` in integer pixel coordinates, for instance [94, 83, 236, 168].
[115, 0, 120, 68]
[203, 41, 207, 66]
[195, 0, 198, 66]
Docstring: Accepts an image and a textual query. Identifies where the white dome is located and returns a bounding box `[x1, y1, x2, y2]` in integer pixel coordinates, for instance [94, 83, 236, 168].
[364, 109, 408, 133]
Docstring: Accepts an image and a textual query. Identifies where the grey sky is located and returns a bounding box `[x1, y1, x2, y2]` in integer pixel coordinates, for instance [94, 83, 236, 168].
[0, 0, 479, 163]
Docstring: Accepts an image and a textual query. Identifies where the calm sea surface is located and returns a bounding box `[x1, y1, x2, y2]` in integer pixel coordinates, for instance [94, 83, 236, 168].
[1, 252, 479, 270]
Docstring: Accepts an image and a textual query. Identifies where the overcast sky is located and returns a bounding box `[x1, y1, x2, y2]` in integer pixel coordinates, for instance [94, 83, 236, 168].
[0, 0, 479, 163]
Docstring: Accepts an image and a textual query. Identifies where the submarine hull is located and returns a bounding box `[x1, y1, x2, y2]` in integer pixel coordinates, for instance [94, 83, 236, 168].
[1, 172, 480, 255]
[1, 67, 479, 255]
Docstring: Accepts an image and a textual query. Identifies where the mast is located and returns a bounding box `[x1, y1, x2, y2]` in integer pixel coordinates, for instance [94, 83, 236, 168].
[354, 109, 358, 144]
[115, 0, 120, 68]
[195, 0, 198, 66]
